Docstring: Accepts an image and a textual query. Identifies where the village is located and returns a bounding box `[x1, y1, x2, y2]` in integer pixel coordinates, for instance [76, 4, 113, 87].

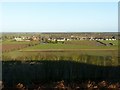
[13, 33, 118, 42]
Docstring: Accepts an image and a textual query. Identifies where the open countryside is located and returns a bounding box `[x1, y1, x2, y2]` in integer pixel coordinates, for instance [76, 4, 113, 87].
[1, 1, 119, 89]
[1, 32, 120, 89]
[2, 32, 119, 64]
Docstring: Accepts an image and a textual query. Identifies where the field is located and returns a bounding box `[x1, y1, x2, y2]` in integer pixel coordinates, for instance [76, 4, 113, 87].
[1, 33, 120, 89]
[1, 41, 40, 52]
[2, 40, 118, 66]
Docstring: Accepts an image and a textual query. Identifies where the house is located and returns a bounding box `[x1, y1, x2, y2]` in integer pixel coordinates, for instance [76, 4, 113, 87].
[30, 36, 40, 41]
[66, 38, 71, 41]
[14, 37, 23, 41]
[48, 38, 56, 41]
[56, 38, 66, 41]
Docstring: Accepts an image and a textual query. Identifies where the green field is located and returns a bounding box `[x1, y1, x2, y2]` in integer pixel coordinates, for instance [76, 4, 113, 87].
[2, 40, 119, 66]
[99, 40, 118, 45]
[21, 43, 117, 50]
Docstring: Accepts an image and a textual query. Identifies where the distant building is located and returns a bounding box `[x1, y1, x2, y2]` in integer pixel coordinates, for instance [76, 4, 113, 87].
[31, 36, 40, 41]
[14, 37, 23, 41]
[56, 38, 66, 41]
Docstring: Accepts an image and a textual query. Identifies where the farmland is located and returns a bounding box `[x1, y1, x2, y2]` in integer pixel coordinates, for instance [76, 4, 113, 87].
[2, 41, 40, 52]
[1, 32, 120, 89]
[21, 40, 118, 50]
[2, 39, 118, 66]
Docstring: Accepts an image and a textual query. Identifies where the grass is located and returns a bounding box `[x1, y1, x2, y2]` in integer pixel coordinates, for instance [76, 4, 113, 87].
[2, 40, 118, 65]
[99, 40, 118, 45]
[22, 43, 118, 51]
[3, 50, 117, 58]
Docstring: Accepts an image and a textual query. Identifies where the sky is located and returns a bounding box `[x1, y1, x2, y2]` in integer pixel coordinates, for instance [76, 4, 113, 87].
[0, 1, 118, 32]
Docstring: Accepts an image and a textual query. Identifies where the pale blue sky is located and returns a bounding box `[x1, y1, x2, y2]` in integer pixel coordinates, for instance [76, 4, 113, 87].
[1, 2, 118, 32]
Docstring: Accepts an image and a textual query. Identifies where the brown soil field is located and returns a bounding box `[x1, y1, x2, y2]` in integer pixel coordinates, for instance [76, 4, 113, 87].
[2, 44, 28, 52]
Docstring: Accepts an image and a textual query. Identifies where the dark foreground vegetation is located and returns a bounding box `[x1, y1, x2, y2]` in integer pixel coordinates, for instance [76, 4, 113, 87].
[2, 60, 120, 89]
[2, 80, 120, 90]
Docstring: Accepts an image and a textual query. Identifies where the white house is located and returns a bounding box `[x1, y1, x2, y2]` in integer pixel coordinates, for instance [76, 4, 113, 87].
[14, 37, 23, 41]
[56, 38, 66, 41]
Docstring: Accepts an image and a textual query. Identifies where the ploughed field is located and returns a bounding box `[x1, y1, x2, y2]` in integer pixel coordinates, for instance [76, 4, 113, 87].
[2, 44, 28, 52]
[1, 41, 40, 52]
